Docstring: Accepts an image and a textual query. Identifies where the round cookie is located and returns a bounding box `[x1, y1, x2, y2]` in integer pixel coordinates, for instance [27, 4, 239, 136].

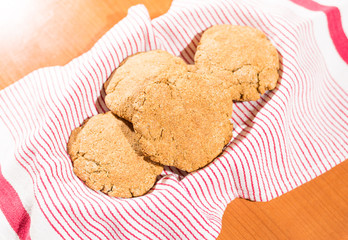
[105, 50, 188, 122]
[67, 112, 163, 198]
[131, 72, 233, 172]
[194, 25, 279, 101]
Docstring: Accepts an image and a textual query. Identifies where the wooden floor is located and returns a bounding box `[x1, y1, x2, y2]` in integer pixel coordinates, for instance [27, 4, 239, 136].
[0, 0, 347, 239]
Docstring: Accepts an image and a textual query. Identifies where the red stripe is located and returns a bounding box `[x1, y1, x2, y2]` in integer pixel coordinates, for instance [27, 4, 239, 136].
[2, 89, 83, 239]
[228, 142, 257, 199]
[43, 70, 107, 239]
[18, 77, 79, 239]
[134, 8, 154, 50]
[153, 22, 191, 62]
[15, 71, 128, 238]
[225, 149, 246, 198]
[15, 73, 118, 237]
[152, 25, 176, 53]
[80, 55, 107, 114]
[177, 178, 221, 231]
[220, 154, 241, 198]
[296, 21, 347, 155]
[85, 57, 109, 113]
[258, 12, 343, 169]
[206, 163, 229, 204]
[156, 185, 214, 239]
[214, 156, 239, 201]
[0, 167, 31, 240]
[146, 197, 183, 239]
[242, 5, 319, 185]
[129, 14, 147, 51]
[234, 0, 340, 183]
[163, 179, 222, 233]
[97, 44, 113, 77]
[232, 103, 281, 196]
[165, 16, 195, 56]
[0, 98, 74, 239]
[132, 199, 173, 239]
[167, 14, 197, 63]
[9, 79, 99, 239]
[183, 173, 221, 218]
[195, 170, 224, 212]
[172, 13, 200, 46]
[153, 192, 197, 239]
[257, 8, 348, 158]
[179, 179, 222, 231]
[266, 15, 344, 161]
[291, 0, 348, 64]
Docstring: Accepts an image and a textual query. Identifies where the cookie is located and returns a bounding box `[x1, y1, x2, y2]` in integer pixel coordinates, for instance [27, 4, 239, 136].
[194, 25, 279, 101]
[105, 50, 188, 122]
[67, 112, 163, 198]
[131, 72, 233, 172]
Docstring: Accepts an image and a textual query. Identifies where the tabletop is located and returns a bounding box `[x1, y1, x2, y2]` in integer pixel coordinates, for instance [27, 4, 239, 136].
[1, 0, 347, 239]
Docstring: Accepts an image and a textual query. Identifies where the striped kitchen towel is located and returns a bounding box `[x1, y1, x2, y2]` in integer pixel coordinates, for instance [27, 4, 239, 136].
[0, 0, 347, 239]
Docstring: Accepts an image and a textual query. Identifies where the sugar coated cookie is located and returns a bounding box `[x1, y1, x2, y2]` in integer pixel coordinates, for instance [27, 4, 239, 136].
[131, 72, 233, 172]
[105, 50, 188, 121]
[194, 25, 279, 101]
[67, 112, 163, 198]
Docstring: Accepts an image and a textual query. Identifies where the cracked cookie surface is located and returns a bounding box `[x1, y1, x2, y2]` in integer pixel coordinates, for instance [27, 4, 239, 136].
[67, 112, 163, 198]
[194, 25, 279, 101]
[131, 72, 233, 172]
[105, 50, 188, 122]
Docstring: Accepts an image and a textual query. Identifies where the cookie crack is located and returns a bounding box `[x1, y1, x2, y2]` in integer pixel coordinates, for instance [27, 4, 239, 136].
[77, 151, 101, 167]
[133, 81, 182, 142]
[210, 61, 264, 90]
[256, 71, 261, 94]
[75, 152, 109, 189]
[129, 188, 134, 197]
[231, 64, 252, 73]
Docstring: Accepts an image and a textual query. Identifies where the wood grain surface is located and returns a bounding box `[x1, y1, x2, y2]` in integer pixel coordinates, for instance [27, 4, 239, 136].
[1, 0, 347, 239]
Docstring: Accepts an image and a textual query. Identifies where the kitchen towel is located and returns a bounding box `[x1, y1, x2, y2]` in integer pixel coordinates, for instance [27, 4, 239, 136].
[0, 0, 347, 239]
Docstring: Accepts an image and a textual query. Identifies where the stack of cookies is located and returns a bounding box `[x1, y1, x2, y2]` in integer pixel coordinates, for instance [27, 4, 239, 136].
[67, 25, 279, 198]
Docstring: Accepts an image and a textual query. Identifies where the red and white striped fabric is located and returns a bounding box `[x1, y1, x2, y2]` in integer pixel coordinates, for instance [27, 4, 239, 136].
[0, 0, 347, 239]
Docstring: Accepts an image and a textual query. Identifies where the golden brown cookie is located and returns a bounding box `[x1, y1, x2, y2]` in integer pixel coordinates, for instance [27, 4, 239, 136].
[67, 112, 163, 198]
[131, 72, 233, 172]
[105, 50, 188, 122]
[194, 25, 279, 101]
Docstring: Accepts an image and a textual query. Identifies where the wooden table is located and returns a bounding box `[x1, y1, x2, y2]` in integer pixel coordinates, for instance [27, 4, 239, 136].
[1, 0, 347, 239]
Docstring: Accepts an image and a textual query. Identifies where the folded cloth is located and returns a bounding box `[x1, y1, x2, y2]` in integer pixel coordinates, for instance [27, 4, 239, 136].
[0, 0, 347, 239]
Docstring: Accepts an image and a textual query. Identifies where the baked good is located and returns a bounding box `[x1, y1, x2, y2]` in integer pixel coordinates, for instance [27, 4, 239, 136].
[68, 24, 280, 196]
[194, 25, 279, 101]
[132, 72, 233, 172]
[105, 50, 233, 172]
[105, 50, 188, 122]
[67, 112, 162, 198]
[128, 72, 232, 172]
